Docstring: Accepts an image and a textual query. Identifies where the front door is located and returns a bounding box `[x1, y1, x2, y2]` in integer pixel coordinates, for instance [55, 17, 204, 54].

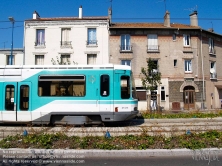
[183, 86, 195, 110]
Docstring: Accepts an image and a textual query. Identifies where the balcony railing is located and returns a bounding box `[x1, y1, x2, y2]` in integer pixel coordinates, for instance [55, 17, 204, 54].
[120, 45, 132, 52]
[60, 41, 72, 48]
[209, 47, 216, 55]
[61, 41, 72, 46]
[210, 73, 217, 79]
[35, 41, 46, 47]
[183, 46, 193, 53]
[86, 40, 98, 46]
[147, 45, 159, 52]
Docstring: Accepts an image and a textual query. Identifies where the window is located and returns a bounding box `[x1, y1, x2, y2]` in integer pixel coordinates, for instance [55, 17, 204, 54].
[161, 86, 165, 101]
[120, 34, 131, 51]
[209, 38, 215, 54]
[149, 60, 158, 76]
[61, 55, 70, 65]
[5, 85, 14, 110]
[35, 55, 44, 65]
[136, 87, 146, 101]
[6, 55, 15, 65]
[210, 61, 217, 79]
[121, 60, 131, 66]
[38, 75, 86, 97]
[183, 34, 190, 46]
[173, 34, 176, 41]
[36, 29, 45, 46]
[100, 75, 109, 96]
[184, 59, 192, 72]
[61, 28, 71, 46]
[87, 28, 97, 45]
[152, 60, 158, 69]
[87, 54, 97, 64]
[148, 34, 158, 51]
[121, 76, 130, 99]
[20, 85, 29, 111]
[174, 59, 177, 67]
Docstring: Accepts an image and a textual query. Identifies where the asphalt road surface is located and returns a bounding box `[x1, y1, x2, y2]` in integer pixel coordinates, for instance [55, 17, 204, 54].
[1, 155, 222, 166]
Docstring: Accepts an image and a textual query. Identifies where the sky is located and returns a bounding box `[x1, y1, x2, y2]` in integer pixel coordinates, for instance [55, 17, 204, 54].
[0, 0, 222, 49]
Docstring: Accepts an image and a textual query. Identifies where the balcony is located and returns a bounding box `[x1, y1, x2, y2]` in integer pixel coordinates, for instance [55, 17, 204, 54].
[210, 73, 217, 79]
[60, 41, 72, 48]
[86, 40, 98, 47]
[183, 46, 193, 53]
[209, 47, 216, 55]
[120, 45, 133, 53]
[147, 45, 159, 53]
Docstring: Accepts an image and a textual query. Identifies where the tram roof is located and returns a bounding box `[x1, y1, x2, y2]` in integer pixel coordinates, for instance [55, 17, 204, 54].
[0, 64, 131, 70]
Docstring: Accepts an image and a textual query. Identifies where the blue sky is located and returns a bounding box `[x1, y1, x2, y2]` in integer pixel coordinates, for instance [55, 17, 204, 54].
[0, 0, 222, 48]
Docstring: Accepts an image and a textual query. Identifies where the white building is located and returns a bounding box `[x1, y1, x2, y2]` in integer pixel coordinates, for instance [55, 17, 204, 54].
[0, 48, 24, 65]
[24, 6, 110, 65]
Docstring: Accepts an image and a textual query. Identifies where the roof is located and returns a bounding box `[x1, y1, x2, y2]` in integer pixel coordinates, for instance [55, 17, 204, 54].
[25, 16, 109, 21]
[110, 22, 200, 29]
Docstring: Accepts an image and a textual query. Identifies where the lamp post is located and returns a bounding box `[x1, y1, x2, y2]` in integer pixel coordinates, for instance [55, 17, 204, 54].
[8, 17, 14, 65]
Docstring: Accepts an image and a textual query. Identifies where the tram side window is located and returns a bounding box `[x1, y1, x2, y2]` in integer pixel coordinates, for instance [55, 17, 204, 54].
[20, 85, 29, 111]
[121, 76, 130, 99]
[5, 85, 15, 111]
[100, 75, 109, 96]
[38, 75, 86, 97]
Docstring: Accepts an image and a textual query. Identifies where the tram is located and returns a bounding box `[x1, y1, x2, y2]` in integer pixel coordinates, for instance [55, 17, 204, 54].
[0, 64, 138, 125]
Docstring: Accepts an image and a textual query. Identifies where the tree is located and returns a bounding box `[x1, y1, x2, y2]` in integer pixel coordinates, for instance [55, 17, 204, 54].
[141, 58, 161, 111]
[51, 56, 78, 65]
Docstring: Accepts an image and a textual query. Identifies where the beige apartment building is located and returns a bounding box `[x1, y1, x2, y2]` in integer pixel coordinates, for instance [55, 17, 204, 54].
[109, 11, 222, 111]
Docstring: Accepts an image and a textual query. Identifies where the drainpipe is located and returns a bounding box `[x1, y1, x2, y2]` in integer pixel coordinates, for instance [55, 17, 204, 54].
[200, 29, 205, 109]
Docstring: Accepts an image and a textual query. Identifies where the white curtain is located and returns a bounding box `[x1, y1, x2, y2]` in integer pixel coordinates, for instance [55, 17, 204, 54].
[87, 54, 96, 64]
[121, 34, 130, 50]
[183, 34, 190, 46]
[37, 29, 45, 45]
[35, 55, 44, 65]
[148, 34, 158, 50]
[62, 28, 70, 42]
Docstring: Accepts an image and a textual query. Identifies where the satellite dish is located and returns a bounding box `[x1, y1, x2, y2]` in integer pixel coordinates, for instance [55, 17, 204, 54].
[210, 68, 215, 74]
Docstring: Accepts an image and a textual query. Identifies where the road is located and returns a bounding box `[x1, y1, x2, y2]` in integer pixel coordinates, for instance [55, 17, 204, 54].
[1, 155, 222, 166]
[1, 149, 222, 166]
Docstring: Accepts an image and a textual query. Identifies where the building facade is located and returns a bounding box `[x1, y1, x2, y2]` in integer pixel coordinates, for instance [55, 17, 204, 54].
[24, 6, 110, 65]
[0, 48, 24, 65]
[109, 11, 222, 111]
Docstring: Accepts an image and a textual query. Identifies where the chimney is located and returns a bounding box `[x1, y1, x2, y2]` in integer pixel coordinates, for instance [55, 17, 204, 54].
[33, 11, 40, 19]
[108, 8, 112, 23]
[164, 11, 170, 27]
[208, 28, 214, 32]
[190, 10, 198, 26]
[79, 5, 83, 19]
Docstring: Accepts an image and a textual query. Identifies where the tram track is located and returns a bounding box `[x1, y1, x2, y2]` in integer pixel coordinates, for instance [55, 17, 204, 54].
[0, 118, 222, 139]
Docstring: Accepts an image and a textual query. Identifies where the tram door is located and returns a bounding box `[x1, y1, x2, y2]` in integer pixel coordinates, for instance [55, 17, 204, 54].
[99, 74, 112, 112]
[17, 82, 32, 121]
[3, 82, 31, 121]
[3, 83, 17, 121]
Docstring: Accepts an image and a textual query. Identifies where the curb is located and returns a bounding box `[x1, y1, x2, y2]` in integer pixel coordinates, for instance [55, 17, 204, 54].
[1, 148, 221, 157]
